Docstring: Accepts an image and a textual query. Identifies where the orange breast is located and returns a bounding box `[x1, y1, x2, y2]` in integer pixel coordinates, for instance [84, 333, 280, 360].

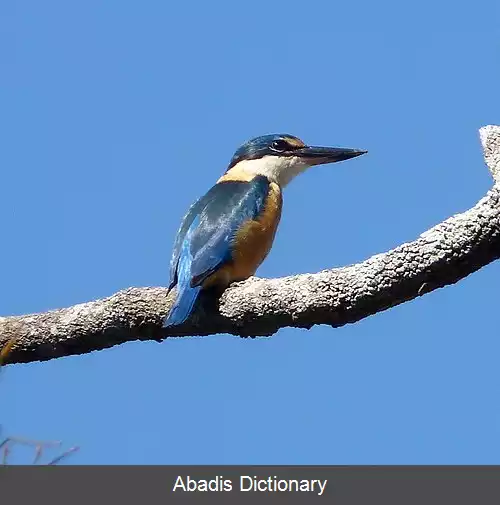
[202, 181, 282, 289]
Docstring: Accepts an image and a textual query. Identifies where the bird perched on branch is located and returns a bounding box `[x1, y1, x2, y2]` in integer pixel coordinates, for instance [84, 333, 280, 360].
[162, 133, 367, 328]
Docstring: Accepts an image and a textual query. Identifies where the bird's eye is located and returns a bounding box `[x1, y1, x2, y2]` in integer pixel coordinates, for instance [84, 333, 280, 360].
[270, 139, 289, 152]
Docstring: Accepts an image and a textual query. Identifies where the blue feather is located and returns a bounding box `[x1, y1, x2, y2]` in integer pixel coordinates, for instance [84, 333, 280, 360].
[162, 281, 202, 327]
[163, 218, 202, 327]
[163, 176, 271, 328]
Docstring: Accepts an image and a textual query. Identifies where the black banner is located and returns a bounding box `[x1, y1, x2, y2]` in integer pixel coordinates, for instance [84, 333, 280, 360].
[1, 465, 499, 504]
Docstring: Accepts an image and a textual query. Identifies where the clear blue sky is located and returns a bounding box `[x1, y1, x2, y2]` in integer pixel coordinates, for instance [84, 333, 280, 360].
[1, 0, 500, 464]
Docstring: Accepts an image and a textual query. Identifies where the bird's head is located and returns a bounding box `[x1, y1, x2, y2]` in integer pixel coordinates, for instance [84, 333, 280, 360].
[225, 134, 367, 187]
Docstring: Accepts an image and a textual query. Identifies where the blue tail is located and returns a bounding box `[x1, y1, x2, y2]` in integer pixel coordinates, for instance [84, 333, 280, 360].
[163, 219, 205, 328]
[162, 282, 202, 328]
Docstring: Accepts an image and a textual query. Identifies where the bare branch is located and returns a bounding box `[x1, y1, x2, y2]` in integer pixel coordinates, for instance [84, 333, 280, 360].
[1, 126, 500, 366]
[0, 436, 79, 465]
[480, 125, 500, 183]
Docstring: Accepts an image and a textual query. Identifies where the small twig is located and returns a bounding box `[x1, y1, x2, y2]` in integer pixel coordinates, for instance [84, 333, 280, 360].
[2, 443, 10, 465]
[33, 444, 44, 465]
[0, 436, 78, 465]
[47, 446, 80, 465]
[0, 337, 17, 369]
[1, 341, 79, 465]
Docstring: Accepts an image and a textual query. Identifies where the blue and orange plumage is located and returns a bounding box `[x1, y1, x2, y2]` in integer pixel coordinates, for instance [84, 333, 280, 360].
[162, 134, 366, 328]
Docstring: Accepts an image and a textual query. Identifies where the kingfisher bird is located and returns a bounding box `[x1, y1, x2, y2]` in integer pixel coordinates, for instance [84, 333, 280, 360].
[162, 133, 367, 328]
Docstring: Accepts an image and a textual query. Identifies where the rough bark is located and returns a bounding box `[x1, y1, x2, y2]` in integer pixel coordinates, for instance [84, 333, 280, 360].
[2, 126, 500, 366]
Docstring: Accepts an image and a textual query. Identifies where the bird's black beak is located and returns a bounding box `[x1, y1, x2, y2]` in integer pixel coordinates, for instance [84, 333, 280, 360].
[295, 145, 367, 165]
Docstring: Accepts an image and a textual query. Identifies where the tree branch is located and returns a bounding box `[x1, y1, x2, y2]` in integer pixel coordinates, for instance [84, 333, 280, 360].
[2, 126, 500, 365]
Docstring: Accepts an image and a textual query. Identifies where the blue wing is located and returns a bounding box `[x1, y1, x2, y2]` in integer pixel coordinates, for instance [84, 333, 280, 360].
[167, 196, 207, 291]
[163, 175, 270, 327]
